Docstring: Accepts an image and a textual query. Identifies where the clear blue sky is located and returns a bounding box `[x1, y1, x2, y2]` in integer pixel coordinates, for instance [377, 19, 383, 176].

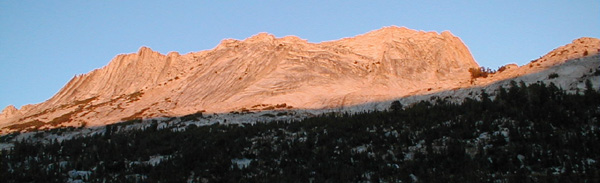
[1, 1, 599, 109]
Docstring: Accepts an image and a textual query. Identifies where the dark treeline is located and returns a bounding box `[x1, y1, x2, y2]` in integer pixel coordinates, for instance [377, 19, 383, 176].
[1, 80, 599, 182]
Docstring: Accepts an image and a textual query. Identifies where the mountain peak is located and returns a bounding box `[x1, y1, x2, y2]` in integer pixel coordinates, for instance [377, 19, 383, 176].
[374, 25, 409, 32]
[245, 32, 276, 43]
[440, 30, 455, 37]
[532, 37, 600, 66]
[0, 105, 19, 122]
[279, 35, 306, 43]
[5, 27, 592, 134]
[0, 27, 485, 132]
[361, 26, 458, 40]
[359, 26, 414, 38]
[216, 39, 242, 49]
[216, 33, 307, 50]
[1, 105, 17, 115]
[137, 46, 154, 54]
[572, 37, 600, 52]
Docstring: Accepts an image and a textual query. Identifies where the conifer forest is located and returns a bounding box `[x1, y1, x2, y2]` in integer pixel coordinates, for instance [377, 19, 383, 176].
[1, 81, 599, 182]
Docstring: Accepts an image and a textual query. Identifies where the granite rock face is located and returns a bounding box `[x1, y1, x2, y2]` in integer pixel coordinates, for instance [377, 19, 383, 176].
[1, 26, 598, 133]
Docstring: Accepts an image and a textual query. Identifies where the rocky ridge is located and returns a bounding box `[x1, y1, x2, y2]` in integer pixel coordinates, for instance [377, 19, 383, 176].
[1, 26, 598, 133]
[472, 37, 600, 86]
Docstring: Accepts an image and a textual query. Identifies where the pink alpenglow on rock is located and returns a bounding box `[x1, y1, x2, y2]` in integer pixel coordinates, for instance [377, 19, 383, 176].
[1, 26, 598, 133]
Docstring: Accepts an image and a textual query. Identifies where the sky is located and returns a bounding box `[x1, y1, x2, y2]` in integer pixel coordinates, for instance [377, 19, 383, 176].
[1, 1, 599, 109]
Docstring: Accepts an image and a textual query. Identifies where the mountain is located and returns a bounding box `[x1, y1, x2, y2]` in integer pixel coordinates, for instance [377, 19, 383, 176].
[471, 37, 600, 87]
[0, 26, 598, 133]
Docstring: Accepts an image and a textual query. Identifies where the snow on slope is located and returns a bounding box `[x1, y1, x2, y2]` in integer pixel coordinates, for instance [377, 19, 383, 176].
[1, 53, 597, 150]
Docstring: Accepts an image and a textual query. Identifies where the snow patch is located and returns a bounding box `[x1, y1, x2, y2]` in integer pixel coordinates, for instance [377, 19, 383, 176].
[231, 158, 252, 169]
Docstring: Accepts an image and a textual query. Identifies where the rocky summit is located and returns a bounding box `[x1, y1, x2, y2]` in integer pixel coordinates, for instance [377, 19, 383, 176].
[1, 26, 598, 133]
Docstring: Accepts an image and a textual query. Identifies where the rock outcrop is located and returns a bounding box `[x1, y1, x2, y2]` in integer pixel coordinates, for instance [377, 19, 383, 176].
[471, 37, 600, 86]
[1, 26, 597, 133]
[0, 105, 19, 118]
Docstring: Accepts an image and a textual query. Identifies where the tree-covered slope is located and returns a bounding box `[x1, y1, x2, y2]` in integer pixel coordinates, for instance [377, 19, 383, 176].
[1, 81, 599, 182]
